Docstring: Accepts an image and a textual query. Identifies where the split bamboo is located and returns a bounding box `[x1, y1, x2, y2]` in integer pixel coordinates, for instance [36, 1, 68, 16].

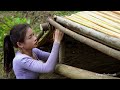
[65, 15, 120, 38]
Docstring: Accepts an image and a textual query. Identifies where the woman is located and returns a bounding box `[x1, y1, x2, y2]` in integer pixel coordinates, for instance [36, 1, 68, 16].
[3, 24, 64, 79]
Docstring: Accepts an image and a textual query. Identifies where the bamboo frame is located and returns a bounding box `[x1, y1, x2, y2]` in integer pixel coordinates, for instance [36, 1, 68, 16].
[65, 15, 120, 38]
[75, 12, 120, 34]
[55, 16, 120, 50]
[47, 18, 120, 61]
[55, 64, 120, 79]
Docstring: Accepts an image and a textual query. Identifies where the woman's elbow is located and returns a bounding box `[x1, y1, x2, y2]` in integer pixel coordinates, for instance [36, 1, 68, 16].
[45, 67, 55, 73]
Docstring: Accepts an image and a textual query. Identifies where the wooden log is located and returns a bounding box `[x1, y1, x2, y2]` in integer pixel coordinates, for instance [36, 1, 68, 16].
[55, 64, 119, 79]
[59, 40, 65, 63]
[47, 18, 120, 61]
[55, 16, 120, 51]
[65, 14, 120, 39]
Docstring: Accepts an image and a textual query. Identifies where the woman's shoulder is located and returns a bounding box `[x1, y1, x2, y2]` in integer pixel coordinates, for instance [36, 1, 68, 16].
[13, 51, 31, 63]
[32, 48, 40, 52]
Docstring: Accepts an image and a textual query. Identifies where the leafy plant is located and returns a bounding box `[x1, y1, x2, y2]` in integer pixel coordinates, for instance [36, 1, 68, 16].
[0, 16, 30, 48]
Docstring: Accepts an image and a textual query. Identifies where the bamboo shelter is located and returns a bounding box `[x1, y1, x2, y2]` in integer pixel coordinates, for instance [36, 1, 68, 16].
[37, 11, 120, 79]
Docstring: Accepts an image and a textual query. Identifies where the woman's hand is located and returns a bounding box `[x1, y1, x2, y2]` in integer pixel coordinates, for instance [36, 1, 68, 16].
[53, 29, 64, 44]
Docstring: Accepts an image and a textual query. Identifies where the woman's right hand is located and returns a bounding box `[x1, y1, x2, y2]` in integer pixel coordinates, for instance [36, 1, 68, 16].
[53, 29, 64, 44]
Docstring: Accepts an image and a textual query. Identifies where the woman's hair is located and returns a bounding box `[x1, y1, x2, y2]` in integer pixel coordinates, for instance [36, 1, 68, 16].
[3, 24, 30, 74]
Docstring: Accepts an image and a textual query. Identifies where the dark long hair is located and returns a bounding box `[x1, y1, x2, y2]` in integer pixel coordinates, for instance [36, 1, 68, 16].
[3, 24, 30, 74]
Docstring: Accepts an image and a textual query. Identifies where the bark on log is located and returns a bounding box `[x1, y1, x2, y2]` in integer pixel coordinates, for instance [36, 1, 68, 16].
[55, 16, 120, 51]
[47, 18, 120, 61]
[55, 64, 120, 79]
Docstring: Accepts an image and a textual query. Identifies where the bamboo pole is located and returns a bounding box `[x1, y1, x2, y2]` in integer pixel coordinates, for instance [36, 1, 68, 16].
[47, 18, 120, 61]
[65, 15, 120, 39]
[113, 11, 120, 15]
[55, 64, 119, 79]
[75, 12, 120, 34]
[55, 16, 120, 50]
[82, 11, 120, 29]
[100, 11, 120, 21]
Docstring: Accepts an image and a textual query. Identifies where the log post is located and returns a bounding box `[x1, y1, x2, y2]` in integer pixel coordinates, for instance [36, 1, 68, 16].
[47, 18, 120, 61]
[59, 40, 65, 63]
[55, 64, 120, 79]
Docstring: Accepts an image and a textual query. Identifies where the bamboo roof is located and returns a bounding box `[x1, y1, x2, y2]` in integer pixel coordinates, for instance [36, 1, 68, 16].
[65, 11, 120, 39]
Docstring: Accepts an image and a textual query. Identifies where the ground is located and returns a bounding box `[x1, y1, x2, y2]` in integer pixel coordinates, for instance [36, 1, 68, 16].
[1, 11, 120, 79]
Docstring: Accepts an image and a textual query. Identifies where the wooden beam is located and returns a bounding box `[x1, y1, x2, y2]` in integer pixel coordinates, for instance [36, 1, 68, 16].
[47, 18, 120, 61]
[59, 40, 65, 63]
[55, 64, 119, 79]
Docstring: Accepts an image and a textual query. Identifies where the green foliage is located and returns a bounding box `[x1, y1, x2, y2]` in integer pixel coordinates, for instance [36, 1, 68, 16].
[0, 16, 30, 48]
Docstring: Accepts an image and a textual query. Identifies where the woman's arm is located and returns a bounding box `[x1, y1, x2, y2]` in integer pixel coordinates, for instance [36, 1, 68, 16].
[33, 48, 50, 62]
[20, 41, 60, 73]
[19, 29, 64, 73]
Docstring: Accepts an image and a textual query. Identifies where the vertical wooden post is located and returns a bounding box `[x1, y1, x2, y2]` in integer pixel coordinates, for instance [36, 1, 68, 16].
[59, 37, 65, 63]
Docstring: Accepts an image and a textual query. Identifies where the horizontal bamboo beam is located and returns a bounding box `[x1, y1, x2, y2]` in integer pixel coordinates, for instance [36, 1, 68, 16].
[47, 18, 120, 61]
[55, 64, 119, 79]
[55, 16, 120, 51]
